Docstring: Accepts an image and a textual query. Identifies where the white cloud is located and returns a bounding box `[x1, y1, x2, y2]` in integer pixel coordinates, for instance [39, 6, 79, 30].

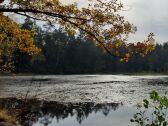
[121, 0, 168, 43]
[60, 0, 90, 7]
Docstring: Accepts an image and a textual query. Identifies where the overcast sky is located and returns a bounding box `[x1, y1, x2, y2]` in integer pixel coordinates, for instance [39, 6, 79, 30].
[121, 0, 168, 43]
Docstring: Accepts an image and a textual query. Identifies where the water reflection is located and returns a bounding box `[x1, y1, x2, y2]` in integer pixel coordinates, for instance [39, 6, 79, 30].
[0, 98, 121, 126]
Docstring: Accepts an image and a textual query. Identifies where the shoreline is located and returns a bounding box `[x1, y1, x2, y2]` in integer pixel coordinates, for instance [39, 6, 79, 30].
[0, 72, 168, 76]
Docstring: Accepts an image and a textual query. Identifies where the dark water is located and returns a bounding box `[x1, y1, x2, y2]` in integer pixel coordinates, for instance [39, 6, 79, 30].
[0, 75, 168, 126]
[0, 98, 135, 126]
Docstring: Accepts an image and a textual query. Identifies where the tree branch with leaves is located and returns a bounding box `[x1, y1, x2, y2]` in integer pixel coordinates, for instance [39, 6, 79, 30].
[0, 0, 155, 71]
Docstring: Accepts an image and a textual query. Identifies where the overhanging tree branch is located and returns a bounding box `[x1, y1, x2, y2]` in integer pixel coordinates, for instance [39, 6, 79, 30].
[0, 5, 155, 61]
[0, 7, 122, 58]
[61, 18, 122, 58]
[0, 8, 88, 21]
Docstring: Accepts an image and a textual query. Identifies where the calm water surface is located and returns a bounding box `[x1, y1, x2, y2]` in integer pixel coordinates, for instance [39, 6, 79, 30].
[0, 75, 168, 126]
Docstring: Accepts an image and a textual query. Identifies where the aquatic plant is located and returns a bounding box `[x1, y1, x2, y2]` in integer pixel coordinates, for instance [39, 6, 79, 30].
[131, 90, 168, 126]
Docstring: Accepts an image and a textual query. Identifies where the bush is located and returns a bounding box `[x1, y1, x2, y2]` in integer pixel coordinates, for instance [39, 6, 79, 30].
[131, 90, 168, 126]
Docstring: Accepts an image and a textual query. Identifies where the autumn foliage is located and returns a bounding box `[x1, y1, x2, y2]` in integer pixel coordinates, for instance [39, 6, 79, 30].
[0, 109, 17, 125]
[0, 13, 40, 71]
[0, 0, 155, 71]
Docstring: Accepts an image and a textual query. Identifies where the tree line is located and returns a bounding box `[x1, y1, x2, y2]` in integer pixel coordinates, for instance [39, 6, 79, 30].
[13, 19, 168, 74]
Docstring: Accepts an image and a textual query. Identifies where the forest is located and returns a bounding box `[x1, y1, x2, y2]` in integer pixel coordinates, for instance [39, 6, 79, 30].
[1, 0, 168, 126]
[13, 18, 168, 74]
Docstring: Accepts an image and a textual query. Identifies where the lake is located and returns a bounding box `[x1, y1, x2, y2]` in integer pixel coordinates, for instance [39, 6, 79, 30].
[0, 75, 168, 126]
